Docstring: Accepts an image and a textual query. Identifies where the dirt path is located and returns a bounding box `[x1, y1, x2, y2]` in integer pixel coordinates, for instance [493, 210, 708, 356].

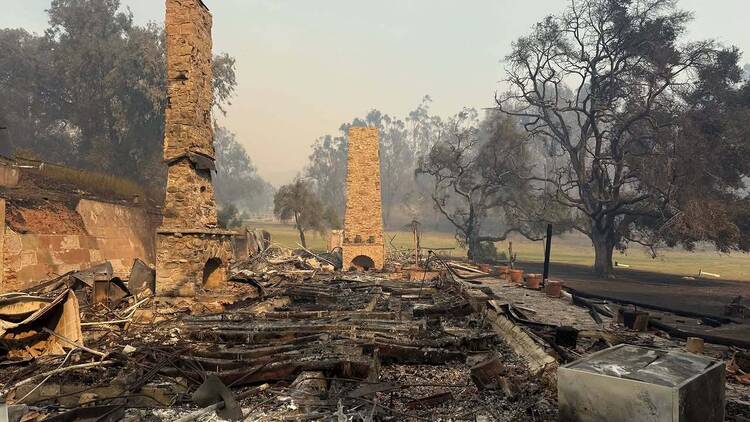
[519, 261, 750, 318]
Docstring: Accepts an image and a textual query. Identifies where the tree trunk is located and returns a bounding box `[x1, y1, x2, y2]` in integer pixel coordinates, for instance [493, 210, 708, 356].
[295, 213, 307, 248]
[465, 206, 482, 262]
[466, 233, 481, 263]
[298, 227, 307, 249]
[591, 229, 614, 278]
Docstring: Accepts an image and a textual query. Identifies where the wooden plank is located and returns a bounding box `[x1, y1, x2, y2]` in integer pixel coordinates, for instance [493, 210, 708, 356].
[368, 341, 465, 364]
[406, 391, 453, 410]
[448, 262, 488, 275]
[483, 303, 557, 375]
[364, 287, 382, 312]
[163, 358, 372, 387]
[347, 382, 399, 398]
[259, 311, 396, 320]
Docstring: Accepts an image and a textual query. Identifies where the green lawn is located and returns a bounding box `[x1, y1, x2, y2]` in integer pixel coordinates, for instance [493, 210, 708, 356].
[247, 221, 750, 281]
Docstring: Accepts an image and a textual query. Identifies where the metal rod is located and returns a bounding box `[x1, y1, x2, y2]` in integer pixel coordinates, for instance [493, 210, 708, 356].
[543, 224, 553, 282]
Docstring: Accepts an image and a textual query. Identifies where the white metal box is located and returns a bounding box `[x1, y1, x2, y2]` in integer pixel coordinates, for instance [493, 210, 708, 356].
[558, 344, 725, 422]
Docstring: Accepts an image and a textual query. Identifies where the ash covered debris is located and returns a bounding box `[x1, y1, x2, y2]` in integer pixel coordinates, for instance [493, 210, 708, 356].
[0, 253, 560, 421]
[0, 247, 749, 421]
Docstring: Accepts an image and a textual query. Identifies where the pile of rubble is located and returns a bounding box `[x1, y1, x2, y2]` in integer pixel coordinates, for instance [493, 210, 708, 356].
[1, 247, 749, 421]
[449, 263, 750, 421]
[0, 251, 561, 421]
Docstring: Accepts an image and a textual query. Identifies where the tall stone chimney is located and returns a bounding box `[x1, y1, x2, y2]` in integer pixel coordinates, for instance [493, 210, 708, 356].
[155, 0, 234, 296]
[342, 127, 385, 270]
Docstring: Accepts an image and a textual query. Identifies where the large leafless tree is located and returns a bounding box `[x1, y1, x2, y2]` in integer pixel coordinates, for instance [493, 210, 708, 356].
[496, 0, 716, 276]
[416, 110, 549, 261]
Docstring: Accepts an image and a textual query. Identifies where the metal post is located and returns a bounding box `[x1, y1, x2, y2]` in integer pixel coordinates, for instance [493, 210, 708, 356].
[543, 224, 552, 283]
[413, 225, 419, 268]
[508, 241, 513, 269]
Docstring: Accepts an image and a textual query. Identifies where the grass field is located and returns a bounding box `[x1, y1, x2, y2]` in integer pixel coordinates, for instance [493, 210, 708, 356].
[247, 221, 750, 281]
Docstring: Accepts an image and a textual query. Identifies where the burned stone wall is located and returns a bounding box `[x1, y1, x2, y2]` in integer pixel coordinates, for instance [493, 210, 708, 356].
[161, 159, 217, 228]
[0, 198, 4, 288]
[155, 231, 234, 296]
[342, 127, 385, 270]
[164, 0, 214, 163]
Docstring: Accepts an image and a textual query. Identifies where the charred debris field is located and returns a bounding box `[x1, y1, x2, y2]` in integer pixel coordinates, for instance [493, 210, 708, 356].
[0, 249, 558, 421]
[3, 0, 750, 420]
[0, 246, 749, 421]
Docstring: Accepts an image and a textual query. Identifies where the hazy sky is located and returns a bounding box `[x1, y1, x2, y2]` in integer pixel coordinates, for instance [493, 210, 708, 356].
[3, 0, 749, 185]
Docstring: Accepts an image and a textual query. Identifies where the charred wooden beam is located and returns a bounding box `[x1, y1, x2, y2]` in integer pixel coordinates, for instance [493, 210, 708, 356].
[364, 341, 465, 364]
[406, 391, 453, 410]
[413, 301, 472, 318]
[162, 358, 373, 387]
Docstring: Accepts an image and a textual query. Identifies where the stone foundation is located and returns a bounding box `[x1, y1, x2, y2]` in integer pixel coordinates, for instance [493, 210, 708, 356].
[342, 127, 385, 270]
[155, 230, 234, 296]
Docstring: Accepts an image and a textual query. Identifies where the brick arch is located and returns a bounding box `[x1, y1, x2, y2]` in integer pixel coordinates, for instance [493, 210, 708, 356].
[350, 255, 375, 271]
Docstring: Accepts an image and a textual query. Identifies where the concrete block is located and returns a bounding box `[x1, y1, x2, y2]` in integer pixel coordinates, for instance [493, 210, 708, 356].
[4, 231, 22, 255]
[327, 230, 343, 252]
[52, 249, 90, 265]
[19, 250, 37, 267]
[17, 264, 51, 285]
[20, 235, 40, 250]
[60, 235, 81, 250]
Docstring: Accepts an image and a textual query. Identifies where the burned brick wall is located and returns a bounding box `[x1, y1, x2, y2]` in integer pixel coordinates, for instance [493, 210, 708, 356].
[1, 199, 155, 292]
[156, 0, 234, 296]
[342, 127, 385, 270]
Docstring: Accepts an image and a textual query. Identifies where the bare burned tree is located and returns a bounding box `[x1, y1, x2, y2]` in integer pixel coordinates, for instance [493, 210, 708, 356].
[496, 0, 715, 276]
[416, 109, 546, 261]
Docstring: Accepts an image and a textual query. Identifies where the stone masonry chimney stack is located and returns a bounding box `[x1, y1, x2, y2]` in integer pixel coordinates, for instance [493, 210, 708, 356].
[155, 0, 235, 296]
[342, 127, 385, 270]
[162, 0, 216, 228]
